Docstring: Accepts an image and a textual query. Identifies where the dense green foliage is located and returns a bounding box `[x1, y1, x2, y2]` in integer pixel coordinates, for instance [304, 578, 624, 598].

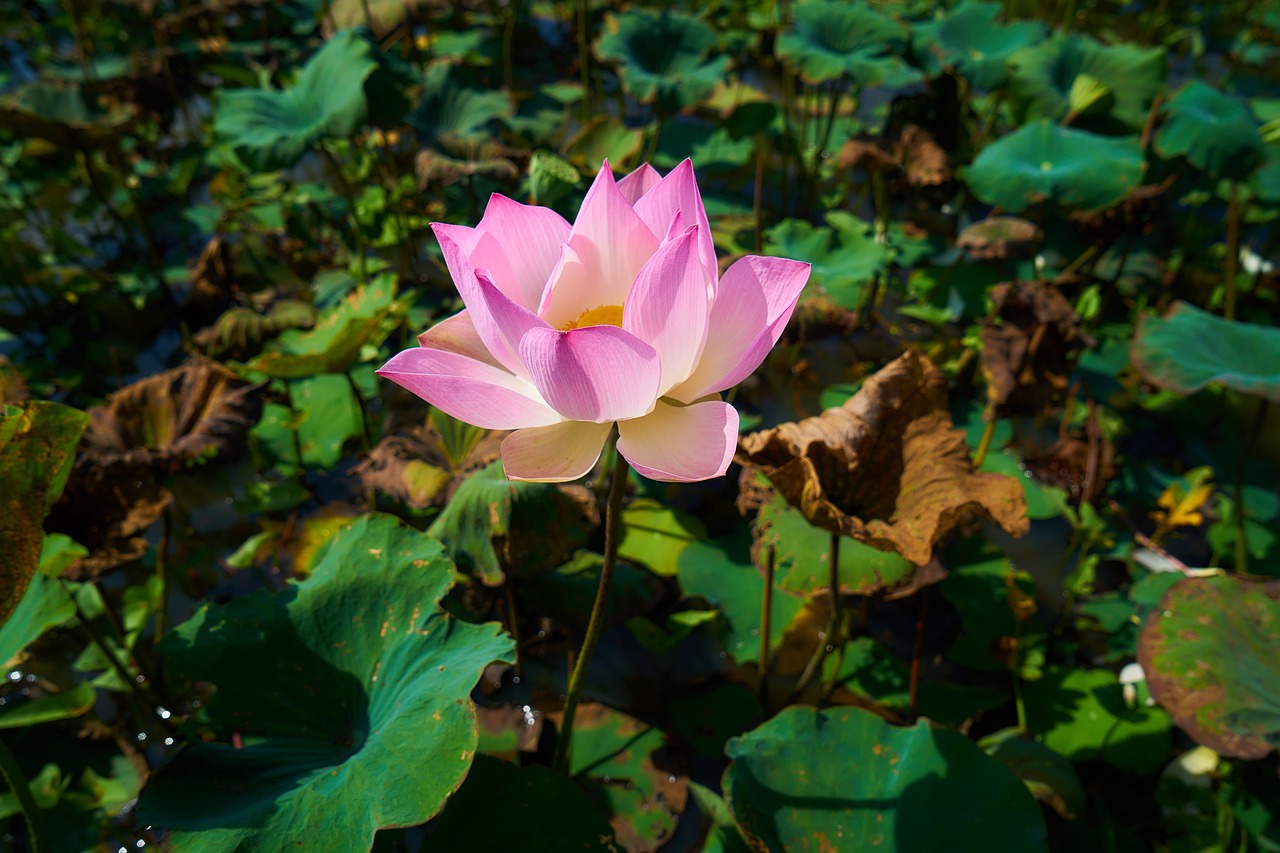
[2, 0, 1279, 850]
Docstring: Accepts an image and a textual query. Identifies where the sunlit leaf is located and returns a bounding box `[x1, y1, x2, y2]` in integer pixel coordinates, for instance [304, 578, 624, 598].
[965, 120, 1144, 212]
[1139, 574, 1280, 759]
[138, 514, 514, 852]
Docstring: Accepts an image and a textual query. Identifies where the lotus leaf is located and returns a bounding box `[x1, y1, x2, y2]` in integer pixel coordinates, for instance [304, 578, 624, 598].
[912, 1, 1047, 90]
[1139, 574, 1280, 759]
[215, 29, 388, 171]
[0, 402, 88, 629]
[737, 351, 1029, 566]
[776, 0, 918, 87]
[1007, 34, 1166, 132]
[1154, 81, 1267, 181]
[596, 9, 730, 113]
[407, 63, 512, 145]
[763, 212, 889, 309]
[427, 460, 595, 585]
[422, 755, 620, 851]
[0, 82, 136, 147]
[723, 706, 1048, 851]
[1131, 300, 1280, 402]
[137, 514, 514, 852]
[964, 120, 1144, 212]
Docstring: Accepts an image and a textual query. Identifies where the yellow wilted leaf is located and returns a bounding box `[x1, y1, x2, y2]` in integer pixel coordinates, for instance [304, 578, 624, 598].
[1151, 467, 1215, 531]
[1006, 572, 1038, 623]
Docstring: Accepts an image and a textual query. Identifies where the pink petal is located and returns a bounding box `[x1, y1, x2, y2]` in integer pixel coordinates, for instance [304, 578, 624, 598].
[472, 271, 552, 378]
[537, 242, 593, 329]
[632, 159, 717, 286]
[518, 325, 661, 423]
[476, 194, 570, 309]
[562, 161, 659, 309]
[670, 256, 811, 402]
[501, 420, 613, 482]
[432, 223, 524, 310]
[376, 347, 561, 430]
[416, 309, 501, 368]
[622, 227, 711, 395]
[617, 163, 662, 204]
[617, 399, 738, 482]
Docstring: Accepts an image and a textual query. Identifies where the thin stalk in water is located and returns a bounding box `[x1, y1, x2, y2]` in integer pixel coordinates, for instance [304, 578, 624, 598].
[758, 544, 776, 704]
[552, 443, 630, 775]
[1225, 180, 1241, 321]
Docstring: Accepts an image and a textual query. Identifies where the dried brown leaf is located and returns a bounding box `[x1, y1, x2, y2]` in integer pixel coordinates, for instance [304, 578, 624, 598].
[81, 356, 262, 477]
[956, 216, 1043, 261]
[355, 423, 505, 509]
[736, 351, 1028, 566]
[980, 281, 1094, 420]
[1068, 182, 1168, 244]
[898, 124, 950, 187]
[0, 356, 28, 404]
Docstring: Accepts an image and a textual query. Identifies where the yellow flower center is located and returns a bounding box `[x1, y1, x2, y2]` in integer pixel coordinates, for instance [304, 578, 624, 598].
[558, 304, 624, 331]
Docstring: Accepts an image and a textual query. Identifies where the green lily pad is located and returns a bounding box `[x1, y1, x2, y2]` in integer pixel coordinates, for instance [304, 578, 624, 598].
[1154, 81, 1268, 181]
[420, 755, 620, 851]
[137, 514, 514, 852]
[676, 528, 802, 664]
[0, 681, 95, 729]
[1139, 574, 1280, 759]
[1131, 300, 1280, 403]
[596, 9, 730, 113]
[0, 536, 83, 668]
[427, 460, 593, 586]
[965, 120, 1144, 212]
[1023, 666, 1171, 774]
[723, 706, 1048, 852]
[618, 498, 707, 578]
[290, 374, 364, 470]
[570, 705, 686, 852]
[249, 272, 398, 379]
[912, 1, 1047, 90]
[980, 727, 1087, 819]
[764, 212, 887, 310]
[215, 29, 390, 171]
[562, 116, 645, 171]
[1007, 34, 1166, 132]
[687, 781, 753, 853]
[754, 494, 915, 596]
[1, 402, 88, 634]
[776, 0, 919, 87]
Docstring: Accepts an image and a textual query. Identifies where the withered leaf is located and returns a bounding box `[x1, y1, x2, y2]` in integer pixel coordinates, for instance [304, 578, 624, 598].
[837, 124, 950, 188]
[980, 280, 1093, 420]
[0, 356, 28, 404]
[1069, 182, 1168, 244]
[415, 136, 519, 189]
[47, 474, 172, 579]
[81, 356, 262, 477]
[183, 235, 237, 325]
[736, 351, 1029, 566]
[956, 216, 1043, 261]
[354, 422, 504, 510]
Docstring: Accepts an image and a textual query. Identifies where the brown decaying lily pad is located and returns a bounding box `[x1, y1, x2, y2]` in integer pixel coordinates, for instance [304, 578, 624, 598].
[48, 357, 261, 577]
[354, 423, 504, 510]
[737, 351, 1029, 566]
[838, 124, 951, 188]
[1068, 182, 1168, 244]
[956, 216, 1043, 261]
[81, 355, 262, 477]
[981, 280, 1094, 420]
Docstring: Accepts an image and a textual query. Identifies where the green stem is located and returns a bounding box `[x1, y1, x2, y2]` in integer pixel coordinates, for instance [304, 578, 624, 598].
[577, 0, 592, 124]
[758, 544, 776, 705]
[1225, 180, 1241, 321]
[794, 532, 841, 699]
[1234, 399, 1269, 572]
[0, 733, 47, 853]
[552, 445, 629, 775]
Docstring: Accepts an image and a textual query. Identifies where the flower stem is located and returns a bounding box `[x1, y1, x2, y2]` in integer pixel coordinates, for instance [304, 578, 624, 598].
[758, 544, 776, 705]
[0, 733, 47, 853]
[552, 446, 630, 775]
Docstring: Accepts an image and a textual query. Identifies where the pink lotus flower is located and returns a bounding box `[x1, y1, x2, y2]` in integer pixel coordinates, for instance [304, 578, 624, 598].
[377, 160, 810, 482]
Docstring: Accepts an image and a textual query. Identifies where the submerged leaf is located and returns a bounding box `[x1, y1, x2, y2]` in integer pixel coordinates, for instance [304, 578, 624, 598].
[737, 351, 1028, 566]
[1139, 574, 1280, 759]
[138, 514, 514, 851]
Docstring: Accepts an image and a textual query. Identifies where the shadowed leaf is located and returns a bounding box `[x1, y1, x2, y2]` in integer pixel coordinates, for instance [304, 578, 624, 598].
[1154, 81, 1267, 181]
[723, 706, 1048, 852]
[596, 9, 730, 113]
